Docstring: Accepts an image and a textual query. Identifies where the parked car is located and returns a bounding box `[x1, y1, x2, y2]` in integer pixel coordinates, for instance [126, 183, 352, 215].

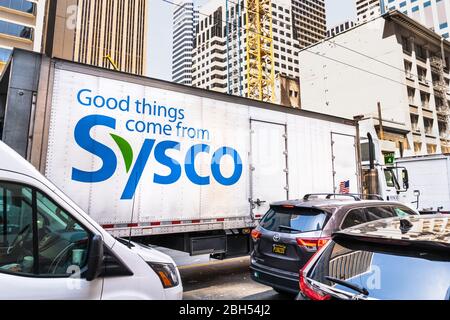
[250, 194, 419, 295]
[0, 140, 183, 300]
[298, 215, 450, 300]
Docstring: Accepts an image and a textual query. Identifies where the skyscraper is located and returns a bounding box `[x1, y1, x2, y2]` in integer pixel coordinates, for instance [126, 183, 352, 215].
[0, 0, 47, 72]
[355, 0, 381, 23]
[191, 0, 227, 93]
[291, 0, 327, 48]
[380, 0, 450, 39]
[327, 20, 357, 38]
[172, 1, 198, 85]
[356, 0, 450, 39]
[191, 0, 302, 99]
[44, 0, 148, 75]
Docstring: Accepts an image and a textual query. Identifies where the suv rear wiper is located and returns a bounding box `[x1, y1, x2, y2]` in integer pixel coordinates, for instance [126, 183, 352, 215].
[325, 276, 369, 296]
[279, 225, 302, 232]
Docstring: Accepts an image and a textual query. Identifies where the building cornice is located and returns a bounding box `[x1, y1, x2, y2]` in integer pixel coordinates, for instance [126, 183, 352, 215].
[385, 10, 450, 51]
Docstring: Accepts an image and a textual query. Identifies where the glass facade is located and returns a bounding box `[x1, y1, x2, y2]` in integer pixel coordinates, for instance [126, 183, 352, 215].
[0, 0, 35, 14]
[0, 20, 33, 40]
[0, 47, 11, 63]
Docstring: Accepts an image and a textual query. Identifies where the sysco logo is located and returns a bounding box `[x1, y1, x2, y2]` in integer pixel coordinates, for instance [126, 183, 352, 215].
[71, 115, 243, 200]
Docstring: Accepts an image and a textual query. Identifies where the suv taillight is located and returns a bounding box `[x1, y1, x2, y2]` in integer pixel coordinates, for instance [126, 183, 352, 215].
[299, 250, 331, 301]
[296, 237, 330, 252]
[251, 229, 262, 241]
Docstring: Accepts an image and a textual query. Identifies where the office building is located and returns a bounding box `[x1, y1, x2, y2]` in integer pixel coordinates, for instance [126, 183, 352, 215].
[192, 0, 301, 101]
[44, 0, 148, 75]
[356, 0, 382, 23]
[327, 20, 356, 38]
[172, 1, 198, 85]
[291, 0, 327, 48]
[356, 0, 450, 39]
[299, 11, 450, 156]
[0, 0, 47, 72]
[380, 0, 450, 39]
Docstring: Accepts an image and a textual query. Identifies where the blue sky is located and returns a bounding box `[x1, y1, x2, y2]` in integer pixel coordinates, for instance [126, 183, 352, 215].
[148, 0, 357, 80]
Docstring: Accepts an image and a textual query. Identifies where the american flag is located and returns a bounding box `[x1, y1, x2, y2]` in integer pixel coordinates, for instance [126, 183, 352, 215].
[339, 180, 350, 194]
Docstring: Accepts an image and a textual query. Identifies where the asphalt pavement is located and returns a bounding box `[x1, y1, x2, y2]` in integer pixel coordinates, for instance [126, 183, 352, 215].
[178, 256, 294, 300]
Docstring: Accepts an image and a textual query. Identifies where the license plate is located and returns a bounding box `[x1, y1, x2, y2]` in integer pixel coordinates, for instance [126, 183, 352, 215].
[272, 244, 287, 255]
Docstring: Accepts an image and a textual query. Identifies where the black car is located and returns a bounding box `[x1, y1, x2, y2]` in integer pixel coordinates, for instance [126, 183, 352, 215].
[250, 194, 419, 295]
[298, 215, 450, 300]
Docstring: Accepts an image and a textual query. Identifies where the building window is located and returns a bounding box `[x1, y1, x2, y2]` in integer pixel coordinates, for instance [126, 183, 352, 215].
[0, 0, 35, 14]
[407, 87, 416, 105]
[420, 92, 430, 109]
[417, 66, 428, 84]
[415, 44, 427, 61]
[439, 120, 448, 139]
[423, 117, 434, 135]
[0, 20, 33, 40]
[410, 114, 420, 132]
[414, 142, 422, 154]
[435, 96, 445, 112]
[426, 143, 437, 154]
[404, 60, 413, 78]
[402, 36, 411, 54]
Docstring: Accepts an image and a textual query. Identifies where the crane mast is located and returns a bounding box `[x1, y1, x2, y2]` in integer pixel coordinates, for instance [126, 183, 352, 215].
[245, 0, 275, 102]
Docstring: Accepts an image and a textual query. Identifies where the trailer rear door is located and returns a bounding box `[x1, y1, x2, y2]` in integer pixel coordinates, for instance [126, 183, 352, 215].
[250, 120, 288, 218]
[331, 133, 359, 194]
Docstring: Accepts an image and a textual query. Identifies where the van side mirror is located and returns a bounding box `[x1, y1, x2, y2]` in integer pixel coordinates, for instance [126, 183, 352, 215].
[86, 235, 104, 281]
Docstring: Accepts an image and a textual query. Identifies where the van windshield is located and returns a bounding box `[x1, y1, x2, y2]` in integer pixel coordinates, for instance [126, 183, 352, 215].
[260, 207, 328, 234]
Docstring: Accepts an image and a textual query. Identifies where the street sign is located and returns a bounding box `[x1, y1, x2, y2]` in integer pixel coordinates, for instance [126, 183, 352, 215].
[384, 153, 395, 165]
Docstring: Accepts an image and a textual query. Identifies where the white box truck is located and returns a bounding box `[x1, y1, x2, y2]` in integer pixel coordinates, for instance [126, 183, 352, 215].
[0, 50, 361, 258]
[359, 119, 450, 214]
[396, 155, 450, 213]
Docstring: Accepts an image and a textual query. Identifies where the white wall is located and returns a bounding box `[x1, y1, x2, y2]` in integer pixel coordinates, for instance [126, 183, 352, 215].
[299, 17, 410, 128]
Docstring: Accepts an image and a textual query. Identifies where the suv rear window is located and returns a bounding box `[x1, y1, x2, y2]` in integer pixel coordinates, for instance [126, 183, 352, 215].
[310, 240, 450, 300]
[260, 207, 328, 234]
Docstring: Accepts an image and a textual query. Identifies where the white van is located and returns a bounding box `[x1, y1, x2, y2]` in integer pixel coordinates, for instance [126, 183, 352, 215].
[0, 141, 183, 300]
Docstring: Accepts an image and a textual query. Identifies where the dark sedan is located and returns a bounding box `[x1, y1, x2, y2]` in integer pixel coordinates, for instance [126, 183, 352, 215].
[298, 215, 450, 300]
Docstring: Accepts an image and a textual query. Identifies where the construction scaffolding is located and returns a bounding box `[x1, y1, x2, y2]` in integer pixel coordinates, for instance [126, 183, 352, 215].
[245, 0, 275, 102]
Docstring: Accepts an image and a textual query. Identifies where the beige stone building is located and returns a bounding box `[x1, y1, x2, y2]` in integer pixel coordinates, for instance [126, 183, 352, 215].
[275, 74, 301, 109]
[299, 11, 450, 156]
[44, 0, 148, 75]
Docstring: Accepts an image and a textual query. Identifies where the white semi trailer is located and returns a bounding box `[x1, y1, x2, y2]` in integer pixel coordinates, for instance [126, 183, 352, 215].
[0, 50, 361, 258]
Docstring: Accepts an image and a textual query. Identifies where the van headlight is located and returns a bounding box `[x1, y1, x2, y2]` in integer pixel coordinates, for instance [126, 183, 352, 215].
[147, 262, 180, 289]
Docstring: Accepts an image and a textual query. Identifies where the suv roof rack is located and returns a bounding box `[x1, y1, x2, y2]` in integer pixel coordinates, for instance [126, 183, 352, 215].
[303, 193, 384, 201]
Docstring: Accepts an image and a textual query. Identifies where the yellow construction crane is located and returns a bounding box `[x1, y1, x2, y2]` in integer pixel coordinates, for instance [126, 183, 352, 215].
[246, 0, 275, 103]
[104, 54, 119, 71]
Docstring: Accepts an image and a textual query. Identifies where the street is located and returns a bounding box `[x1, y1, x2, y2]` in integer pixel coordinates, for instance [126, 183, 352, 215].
[179, 257, 293, 300]
[0, 0, 449, 305]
